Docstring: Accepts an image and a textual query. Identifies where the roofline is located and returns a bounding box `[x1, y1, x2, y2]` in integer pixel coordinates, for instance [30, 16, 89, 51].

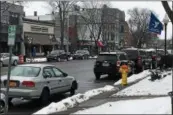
[23, 17, 55, 25]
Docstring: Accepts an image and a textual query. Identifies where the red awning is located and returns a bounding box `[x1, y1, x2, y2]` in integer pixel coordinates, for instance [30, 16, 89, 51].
[97, 41, 104, 47]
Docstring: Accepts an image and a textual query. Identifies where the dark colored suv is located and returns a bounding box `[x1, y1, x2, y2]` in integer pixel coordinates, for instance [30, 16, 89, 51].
[122, 48, 149, 73]
[93, 51, 134, 80]
[73, 50, 90, 60]
[47, 50, 69, 62]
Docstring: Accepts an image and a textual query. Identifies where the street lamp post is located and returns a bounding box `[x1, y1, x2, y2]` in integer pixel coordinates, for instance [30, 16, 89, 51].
[163, 14, 169, 67]
[27, 37, 33, 63]
[49, 35, 53, 51]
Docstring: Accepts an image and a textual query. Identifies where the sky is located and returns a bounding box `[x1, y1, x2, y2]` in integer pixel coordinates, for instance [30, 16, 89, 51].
[23, 1, 172, 40]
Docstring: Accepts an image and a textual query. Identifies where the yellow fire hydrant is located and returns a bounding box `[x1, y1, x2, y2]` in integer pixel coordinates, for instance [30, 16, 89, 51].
[119, 63, 129, 86]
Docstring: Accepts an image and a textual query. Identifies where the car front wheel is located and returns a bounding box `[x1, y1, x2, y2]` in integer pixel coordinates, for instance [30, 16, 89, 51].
[56, 57, 61, 62]
[0, 101, 5, 114]
[13, 60, 18, 66]
[40, 89, 50, 106]
[95, 73, 101, 80]
[70, 81, 77, 96]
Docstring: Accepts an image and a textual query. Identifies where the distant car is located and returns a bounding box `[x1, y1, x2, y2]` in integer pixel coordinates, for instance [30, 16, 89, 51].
[0, 53, 19, 67]
[47, 50, 69, 62]
[0, 93, 7, 114]
[93, 51, 134, 80]
[0, 64, 78, 105]
[122, 48, 148, 73]
[73, 50, 90, 60]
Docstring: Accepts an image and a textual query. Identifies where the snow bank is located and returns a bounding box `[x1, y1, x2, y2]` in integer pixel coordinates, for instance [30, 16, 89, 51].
[73, 97, 171, 114]
[113, 71, 172, 96]
[89, 56, 98, 59]
[26, 58, 47, 62]
[33, 85, 116, 114]
[114, 70, 151, 85]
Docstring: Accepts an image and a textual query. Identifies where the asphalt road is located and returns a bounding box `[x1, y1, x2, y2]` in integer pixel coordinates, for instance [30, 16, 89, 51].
[1, 59, 118, 114]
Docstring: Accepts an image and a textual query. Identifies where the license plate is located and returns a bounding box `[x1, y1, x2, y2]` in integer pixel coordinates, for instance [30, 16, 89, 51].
[9, 82, 17, 87]
[102, 63, 109, 67]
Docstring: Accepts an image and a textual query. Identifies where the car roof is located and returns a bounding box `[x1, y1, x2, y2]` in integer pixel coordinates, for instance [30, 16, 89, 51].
[18, 64, 55, 68]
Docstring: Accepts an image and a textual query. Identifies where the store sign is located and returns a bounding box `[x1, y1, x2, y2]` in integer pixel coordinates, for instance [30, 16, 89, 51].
[30, 26, 48, 33]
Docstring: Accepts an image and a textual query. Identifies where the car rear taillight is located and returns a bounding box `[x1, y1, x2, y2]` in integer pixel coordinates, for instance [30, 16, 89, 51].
[117, 61, 121, 67]
[152, 56, 156, 60]
[22, 81, 35, 87]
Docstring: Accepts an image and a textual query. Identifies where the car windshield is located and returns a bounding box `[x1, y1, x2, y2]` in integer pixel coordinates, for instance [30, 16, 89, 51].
[11, 66, 41, 77]
[97, 54, 117, 61]
[122, 50, 138, 59]
[76, 50, 84, 54]
[50, 51, 59, 54]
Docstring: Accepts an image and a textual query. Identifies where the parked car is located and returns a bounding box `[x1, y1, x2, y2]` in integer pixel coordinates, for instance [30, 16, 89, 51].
[93, 51, 134, 80]
[73, 50, 90, 60]
[122, 48, 149, 73]
[138, 49, 153, 69]
[0, 64, 78, 105]
[0, 53, 19, 67]
[47, 50, 69, 62]
[0, 93, 7, 114]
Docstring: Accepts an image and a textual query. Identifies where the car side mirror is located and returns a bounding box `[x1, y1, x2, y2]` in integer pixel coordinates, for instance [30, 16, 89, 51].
[63, 73, 68, 77]
[43, 74, 49, 79]
[43, 73, 51, 79]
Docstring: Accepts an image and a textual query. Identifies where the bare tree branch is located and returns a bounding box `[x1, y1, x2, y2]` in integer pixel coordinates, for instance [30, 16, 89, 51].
[128, 7, 156, 48]
[162, 1, 173, 23]
[49, 1, 76, 50]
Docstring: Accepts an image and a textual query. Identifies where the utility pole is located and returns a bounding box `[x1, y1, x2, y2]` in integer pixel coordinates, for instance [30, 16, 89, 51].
[0, 1, 2, 98]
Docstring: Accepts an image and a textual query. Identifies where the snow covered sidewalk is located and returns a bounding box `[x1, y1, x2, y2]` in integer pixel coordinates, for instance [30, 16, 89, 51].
[33, 85, 117, 114]
[26, 58, 47, 63]
[113, 70, 172, 96]
[114, 70, 151, 86]
[73, 97, 171, 114]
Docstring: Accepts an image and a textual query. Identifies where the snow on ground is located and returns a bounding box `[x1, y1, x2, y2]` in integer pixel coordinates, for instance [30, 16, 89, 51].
[33, 85, 116, 114]
[113, 71, 172, 96]
[114, 70, 151, 86]
[73, 97, 171, 114]
[89, 56, 98, 59]
[26, 58, 47, 62]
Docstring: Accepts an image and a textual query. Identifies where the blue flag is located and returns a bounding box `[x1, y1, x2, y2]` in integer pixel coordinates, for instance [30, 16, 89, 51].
[148, 12, 163, 35]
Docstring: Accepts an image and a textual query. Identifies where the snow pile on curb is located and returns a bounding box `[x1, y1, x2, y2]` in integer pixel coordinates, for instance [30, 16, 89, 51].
[113, 71, 172, 96]
[26, 58, 47, 62]
[114, 70, 151, 86]
[73, 97, 171, 114]
[89, 56, 98, 59]
[33, 85, 116, 114]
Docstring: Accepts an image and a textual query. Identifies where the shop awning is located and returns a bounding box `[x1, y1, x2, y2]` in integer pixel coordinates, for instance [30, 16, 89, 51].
[24, 33, 57, 45]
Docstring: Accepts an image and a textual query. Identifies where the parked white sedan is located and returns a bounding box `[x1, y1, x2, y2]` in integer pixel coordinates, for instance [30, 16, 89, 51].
[0, 64, 78, 105]
[0, 53, 19, 67]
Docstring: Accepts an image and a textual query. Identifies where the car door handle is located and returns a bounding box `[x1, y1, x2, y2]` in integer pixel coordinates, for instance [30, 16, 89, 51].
[59, 80, 62, 82]
[47, 81, 50, 84]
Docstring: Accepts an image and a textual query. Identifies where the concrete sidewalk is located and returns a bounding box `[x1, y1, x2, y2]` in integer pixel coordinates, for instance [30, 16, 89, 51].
[52, 76, 149, 114]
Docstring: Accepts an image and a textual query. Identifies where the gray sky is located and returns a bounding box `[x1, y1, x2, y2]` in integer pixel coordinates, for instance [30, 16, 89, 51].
[24, 1, 172, 40]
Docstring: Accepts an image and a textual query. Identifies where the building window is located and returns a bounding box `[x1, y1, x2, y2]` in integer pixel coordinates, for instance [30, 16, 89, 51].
[31, 26, 41, 32]
[120, 25, 124, 33]
[111, 33, 115, 41]
[9, 12, 19, 25]
[42, 27, 48, 32]
[116, 12, 119, 19]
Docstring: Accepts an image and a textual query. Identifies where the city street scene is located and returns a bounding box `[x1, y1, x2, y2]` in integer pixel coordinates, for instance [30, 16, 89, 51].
[0, 0, 173, 114]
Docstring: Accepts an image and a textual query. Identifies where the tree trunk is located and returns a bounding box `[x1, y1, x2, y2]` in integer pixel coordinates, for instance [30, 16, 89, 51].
[59, 2, 64, 50]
